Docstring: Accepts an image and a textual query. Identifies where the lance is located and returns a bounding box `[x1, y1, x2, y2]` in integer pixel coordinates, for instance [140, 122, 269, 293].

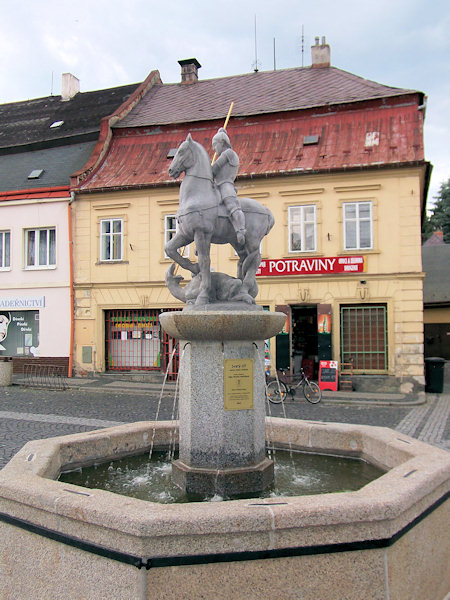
[211, 101, 234, 164]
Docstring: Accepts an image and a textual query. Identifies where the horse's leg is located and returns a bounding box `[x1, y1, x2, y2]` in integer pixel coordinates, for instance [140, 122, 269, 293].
[165, 232, 199, 275]
[233, 244, 260, 304]
[229, 240, 246, 281]
[193, 231, 212, 305]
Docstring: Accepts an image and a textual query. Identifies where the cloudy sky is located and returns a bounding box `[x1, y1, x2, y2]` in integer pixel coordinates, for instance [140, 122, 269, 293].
[1, 0, 449, 205]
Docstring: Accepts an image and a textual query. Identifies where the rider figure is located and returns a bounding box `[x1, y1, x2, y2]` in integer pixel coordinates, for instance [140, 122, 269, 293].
[211, 128, 246, 246]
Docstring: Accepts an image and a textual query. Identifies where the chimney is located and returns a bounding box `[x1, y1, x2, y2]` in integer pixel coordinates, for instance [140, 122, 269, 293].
[178, 58, 201, 84]
[311, 36, 331, 68]
[61, 73, 80, 101]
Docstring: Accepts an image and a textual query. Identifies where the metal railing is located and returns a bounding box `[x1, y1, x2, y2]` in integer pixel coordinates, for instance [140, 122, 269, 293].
[23, 364, 68, 390]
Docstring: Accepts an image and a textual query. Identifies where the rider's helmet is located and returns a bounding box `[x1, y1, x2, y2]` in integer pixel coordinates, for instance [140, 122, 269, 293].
[212, 127, 231, 148]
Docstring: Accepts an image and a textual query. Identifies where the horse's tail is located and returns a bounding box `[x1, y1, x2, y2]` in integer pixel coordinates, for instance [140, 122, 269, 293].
[265, 210, 275, 236]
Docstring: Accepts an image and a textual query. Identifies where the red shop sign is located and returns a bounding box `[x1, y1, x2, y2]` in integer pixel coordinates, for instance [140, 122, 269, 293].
[256, 256, 365, 277]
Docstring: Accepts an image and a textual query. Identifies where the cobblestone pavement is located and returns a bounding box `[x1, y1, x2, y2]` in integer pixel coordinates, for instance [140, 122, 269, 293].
[0, 374, 448, 469]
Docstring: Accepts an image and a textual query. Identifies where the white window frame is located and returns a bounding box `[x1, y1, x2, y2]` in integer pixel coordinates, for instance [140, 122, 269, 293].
[343, 201, 373, 250]
[164, 214, 190, 258]
[288, 205, 317, 253]
[24, 227, 56, 269]
[0, 230, 11, 270]
[100, 218, 123, 262]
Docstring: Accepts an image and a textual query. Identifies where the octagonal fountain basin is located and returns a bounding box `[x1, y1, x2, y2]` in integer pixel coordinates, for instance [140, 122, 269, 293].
[0, 418, 449, 600]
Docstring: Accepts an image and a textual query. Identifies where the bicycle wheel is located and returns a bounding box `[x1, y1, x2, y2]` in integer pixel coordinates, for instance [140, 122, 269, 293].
[302, 380, 322, 403]
[266, 380, 288, 404]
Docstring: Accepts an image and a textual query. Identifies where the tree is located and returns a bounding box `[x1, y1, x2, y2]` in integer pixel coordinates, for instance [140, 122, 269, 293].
[422, 178, 450, 243]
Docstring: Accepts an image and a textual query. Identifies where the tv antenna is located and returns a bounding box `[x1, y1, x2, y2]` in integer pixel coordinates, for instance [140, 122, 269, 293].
[301, 24, 305, 67]
[252, 15, 260, 72]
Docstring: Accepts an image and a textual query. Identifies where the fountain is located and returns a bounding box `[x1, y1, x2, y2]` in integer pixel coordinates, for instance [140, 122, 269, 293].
[0, 130, 448, 599]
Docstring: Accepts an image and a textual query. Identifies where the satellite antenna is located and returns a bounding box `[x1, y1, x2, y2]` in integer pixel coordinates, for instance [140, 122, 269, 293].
[273, 37, 276, 70]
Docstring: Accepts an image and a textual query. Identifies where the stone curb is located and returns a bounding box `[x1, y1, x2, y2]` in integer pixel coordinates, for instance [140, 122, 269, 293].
[9, 379, 435, 406]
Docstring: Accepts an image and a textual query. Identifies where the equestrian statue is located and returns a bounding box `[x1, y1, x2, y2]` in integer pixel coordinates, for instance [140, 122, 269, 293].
[166, 129, 274, 307]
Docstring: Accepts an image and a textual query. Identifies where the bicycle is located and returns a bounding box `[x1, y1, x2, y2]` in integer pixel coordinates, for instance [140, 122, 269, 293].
[266, 367, 322, 404]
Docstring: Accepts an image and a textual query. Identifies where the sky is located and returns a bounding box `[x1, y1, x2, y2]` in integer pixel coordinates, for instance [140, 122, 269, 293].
[1, 0, 449, 207]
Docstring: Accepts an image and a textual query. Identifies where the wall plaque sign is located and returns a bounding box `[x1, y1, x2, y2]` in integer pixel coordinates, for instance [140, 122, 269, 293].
[224, 359, 254, 410]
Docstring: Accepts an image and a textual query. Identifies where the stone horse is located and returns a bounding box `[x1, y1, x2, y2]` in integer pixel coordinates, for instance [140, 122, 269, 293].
[167, 134, 274, 305]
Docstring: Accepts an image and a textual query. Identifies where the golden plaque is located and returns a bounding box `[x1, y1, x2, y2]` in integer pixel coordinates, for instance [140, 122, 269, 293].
[224, 359, 254, 410]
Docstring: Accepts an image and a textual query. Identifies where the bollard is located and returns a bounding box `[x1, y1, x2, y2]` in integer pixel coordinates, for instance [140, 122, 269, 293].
[0, 357, 13, 386]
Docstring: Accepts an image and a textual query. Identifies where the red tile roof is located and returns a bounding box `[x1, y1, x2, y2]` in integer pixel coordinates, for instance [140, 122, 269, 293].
[77, 97, 425, 192]
[423, 231, 445, 246]
[117, 66, 420, 127]
[0, 186, 70, 202]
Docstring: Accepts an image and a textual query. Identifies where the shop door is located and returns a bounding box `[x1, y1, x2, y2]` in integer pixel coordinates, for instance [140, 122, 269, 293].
[291, 305, 318, 378]
[105, 309, 181, 377]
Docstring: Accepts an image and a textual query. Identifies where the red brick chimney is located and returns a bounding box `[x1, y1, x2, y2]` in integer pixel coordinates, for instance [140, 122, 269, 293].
[311, 36, 331, 68]
[178, 58, 201, 84]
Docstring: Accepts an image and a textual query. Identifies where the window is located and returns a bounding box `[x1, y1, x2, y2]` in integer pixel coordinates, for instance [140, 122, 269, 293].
[100, 219, 123, 261]
[343, 202, 372, 250]
[340, 304, 387, 371]
[0, 230, 11, 269]
[164, 215, 189, 258]
[288, 205, 316, 252]
[25, 228, 56, 268]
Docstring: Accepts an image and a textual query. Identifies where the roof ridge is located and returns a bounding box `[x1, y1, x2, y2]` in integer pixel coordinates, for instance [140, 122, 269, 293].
[159, 64, 415, 95]
[0, 81, 141, 108]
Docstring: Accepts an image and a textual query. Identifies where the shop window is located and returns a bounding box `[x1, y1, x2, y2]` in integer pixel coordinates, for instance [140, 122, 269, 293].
[100, 218, 123, 261]
[288, 205, 316, 252]
[0, 230, 11, 269]
[340, 304, 387, 371]
[343, 202, 372, 250]
[105, 308, 181, 378]
[164, 214, 190, 258]
[24, 227, 56, 268]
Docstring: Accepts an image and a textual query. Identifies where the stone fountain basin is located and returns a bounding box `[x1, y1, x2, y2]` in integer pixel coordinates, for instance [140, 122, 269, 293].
[0, 418, 448, 600]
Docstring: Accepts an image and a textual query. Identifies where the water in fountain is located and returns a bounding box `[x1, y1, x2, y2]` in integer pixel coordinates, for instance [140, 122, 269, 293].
[59, 448, 384, 504]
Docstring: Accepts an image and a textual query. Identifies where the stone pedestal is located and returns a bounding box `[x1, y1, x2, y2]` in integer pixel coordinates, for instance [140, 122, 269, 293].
[159, 310, 285, 496]
[0, 358, 13, 386]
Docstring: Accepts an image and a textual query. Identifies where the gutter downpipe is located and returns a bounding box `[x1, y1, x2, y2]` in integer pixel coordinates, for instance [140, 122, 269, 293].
[67, 192, 75, 378]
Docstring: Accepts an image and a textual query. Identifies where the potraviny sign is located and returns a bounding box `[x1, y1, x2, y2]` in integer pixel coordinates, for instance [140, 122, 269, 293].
[256, 256, 365, 277]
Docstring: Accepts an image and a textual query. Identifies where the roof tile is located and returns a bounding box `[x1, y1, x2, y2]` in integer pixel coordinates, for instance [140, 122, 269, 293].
[0, 83, 140, 149]
[79, 100, 424, 191]
[117, 66, 418, 128]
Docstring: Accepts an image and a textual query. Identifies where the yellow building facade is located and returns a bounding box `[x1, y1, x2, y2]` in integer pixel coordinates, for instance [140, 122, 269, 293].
[71, 51, 430, 391]
[72, 164, 425, 391]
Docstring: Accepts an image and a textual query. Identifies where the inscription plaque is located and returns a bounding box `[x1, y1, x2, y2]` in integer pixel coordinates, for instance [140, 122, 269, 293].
[224, 359, 254, 410]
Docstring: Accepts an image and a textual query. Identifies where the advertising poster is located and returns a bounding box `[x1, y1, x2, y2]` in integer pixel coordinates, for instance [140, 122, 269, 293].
[0, 311, 40, 357]
[317, 314, 331, 334]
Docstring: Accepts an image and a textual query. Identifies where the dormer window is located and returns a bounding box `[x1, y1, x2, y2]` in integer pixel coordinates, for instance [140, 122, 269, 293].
[50, 120, 64, 128]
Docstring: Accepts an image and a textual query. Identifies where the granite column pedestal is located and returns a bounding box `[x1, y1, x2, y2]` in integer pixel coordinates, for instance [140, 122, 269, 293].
[159, 310, 285, 497]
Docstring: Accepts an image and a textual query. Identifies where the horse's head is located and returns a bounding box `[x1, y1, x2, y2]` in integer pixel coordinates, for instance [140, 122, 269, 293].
[168, 134, 196, 179]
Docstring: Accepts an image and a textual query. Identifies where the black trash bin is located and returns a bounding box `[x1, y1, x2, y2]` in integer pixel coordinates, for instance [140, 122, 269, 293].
[424, 357, 446, 393]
